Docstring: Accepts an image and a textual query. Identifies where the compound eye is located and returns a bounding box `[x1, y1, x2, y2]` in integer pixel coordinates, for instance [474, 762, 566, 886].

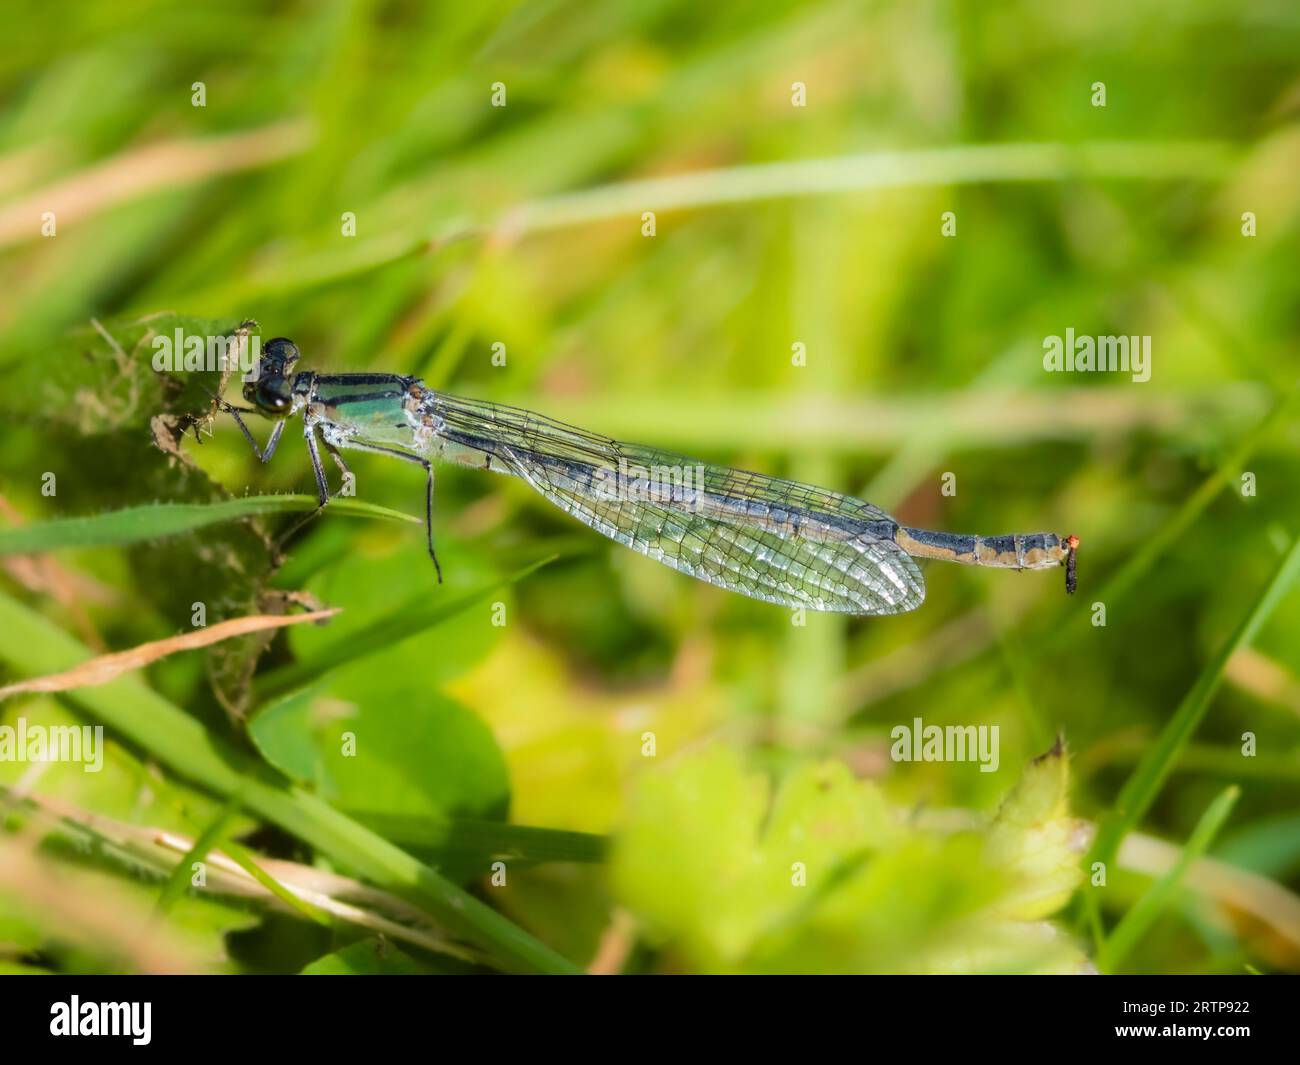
[263, 337, 300, 366]
[255, 378, 292, 414]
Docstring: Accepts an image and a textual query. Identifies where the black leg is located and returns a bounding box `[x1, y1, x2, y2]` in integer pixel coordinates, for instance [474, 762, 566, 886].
[322, 440, 352, 482]
[312, 436, 359, 503]
[218, 400, 286, 463]
[331, 437, 442, 583]
[183, 411, 207, 445]
[260, 419, 287, 464]
[303, 421, 330, 506]
[425, 462, 440, 583]
[273, 422, 335, 556]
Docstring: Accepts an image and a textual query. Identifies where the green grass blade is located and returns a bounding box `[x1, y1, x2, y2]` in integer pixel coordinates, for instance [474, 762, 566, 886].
[510, 141, 1235, 232]
[156, 800, 241, 914]
[219, 838, 333, 925]
[1098, 786, 1240, 972]
[1090, 536, 1300, 871]
[171, 142, 1238, 309]
[1090, 390, 1299, 611]
[0, 589, 578, 974]
[0, 496, 419, 555]
[350, 812, 607, 865]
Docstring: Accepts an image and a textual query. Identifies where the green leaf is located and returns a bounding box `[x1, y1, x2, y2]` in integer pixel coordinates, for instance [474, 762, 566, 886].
[285, 539, 502, 690]
[612, 747, 1093, 974]
[986, 740, 1092, 921]
[0, 314, 241, 428]
[252, 556, 554, 701]
[611, 747, 771, 967]
[249, 685, 510, 825]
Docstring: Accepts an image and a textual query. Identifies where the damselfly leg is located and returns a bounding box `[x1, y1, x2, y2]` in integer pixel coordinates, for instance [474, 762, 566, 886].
[320, 435, 442, 583]
[220, 401, 286, 463]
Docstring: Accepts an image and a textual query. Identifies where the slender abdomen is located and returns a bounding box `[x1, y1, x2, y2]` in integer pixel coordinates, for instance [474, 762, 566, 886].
[894, 526, 1070, 571]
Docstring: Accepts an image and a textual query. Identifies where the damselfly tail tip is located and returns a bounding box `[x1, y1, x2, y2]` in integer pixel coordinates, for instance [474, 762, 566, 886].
[1064, 534, 1080, 595]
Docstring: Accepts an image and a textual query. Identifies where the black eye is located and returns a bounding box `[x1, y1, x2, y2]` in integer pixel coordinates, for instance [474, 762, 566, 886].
[257, 379, 291, 412]
[242, 376, 292, 415]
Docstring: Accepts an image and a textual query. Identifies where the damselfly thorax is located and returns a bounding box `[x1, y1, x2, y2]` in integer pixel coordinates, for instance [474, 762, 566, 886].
[214, 337, 1079, 616]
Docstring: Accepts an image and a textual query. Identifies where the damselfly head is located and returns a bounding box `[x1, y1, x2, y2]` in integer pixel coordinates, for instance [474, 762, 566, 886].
[243, 337, 300, 417]
[260, 337, 301, 376]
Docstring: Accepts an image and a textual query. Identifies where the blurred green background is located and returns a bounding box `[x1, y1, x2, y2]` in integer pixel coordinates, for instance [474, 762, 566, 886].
[0, 0, 1298, 975]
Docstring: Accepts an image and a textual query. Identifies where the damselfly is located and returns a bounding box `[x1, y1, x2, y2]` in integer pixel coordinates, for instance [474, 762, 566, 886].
[211, 338, 1079, 616]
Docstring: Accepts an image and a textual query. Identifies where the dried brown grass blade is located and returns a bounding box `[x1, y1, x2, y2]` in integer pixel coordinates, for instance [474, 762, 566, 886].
[0, 608, 338, 699]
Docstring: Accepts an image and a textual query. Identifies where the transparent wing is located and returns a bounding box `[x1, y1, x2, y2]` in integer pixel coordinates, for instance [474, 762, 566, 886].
[430, 393, 925, 615]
